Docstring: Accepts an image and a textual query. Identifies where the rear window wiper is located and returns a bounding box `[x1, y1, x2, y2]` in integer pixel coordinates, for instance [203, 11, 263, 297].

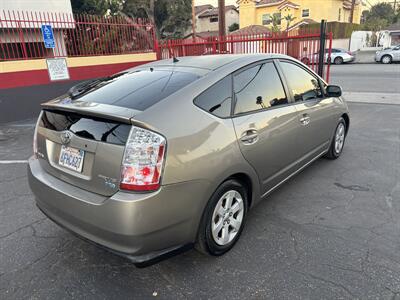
[67, 72, 129, 99]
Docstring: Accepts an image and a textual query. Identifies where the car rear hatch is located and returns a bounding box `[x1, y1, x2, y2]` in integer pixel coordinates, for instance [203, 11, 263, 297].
[36, 101, 140, 197]
[34, 67, 202, 196]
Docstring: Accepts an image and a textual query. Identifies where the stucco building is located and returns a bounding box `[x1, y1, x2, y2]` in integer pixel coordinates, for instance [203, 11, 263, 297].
[238, 0, 363, 31]
[186, 5, 239, 36]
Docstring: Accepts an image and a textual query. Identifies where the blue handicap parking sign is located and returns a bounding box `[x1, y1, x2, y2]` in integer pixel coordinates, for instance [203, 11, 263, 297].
[41, 24, 55, 49]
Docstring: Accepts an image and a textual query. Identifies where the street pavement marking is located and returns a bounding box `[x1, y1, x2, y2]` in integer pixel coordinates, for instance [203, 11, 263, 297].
[0, 160, 28, 164]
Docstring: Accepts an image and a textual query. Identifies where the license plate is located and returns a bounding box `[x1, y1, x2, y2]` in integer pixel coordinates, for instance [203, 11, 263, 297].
[58, 145, 85, 173]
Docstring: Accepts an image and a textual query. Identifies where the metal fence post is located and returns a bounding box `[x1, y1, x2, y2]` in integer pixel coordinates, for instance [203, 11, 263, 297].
[317, 19, 326, 77]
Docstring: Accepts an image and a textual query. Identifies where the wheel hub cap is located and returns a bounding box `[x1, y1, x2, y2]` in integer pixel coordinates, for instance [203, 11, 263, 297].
[211, 190, 244, 246]
[334, 123, 345, 154]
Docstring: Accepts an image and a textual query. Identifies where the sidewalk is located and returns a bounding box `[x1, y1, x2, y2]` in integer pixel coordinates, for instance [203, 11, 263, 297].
[343, 91, 400, 105]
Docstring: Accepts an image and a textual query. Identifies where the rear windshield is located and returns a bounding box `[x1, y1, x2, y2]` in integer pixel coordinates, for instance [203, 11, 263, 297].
[72, 69, 200, 110]
[40, 110, 131, 145]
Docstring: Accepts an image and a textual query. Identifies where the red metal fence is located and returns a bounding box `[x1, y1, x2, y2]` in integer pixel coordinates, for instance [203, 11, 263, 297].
[0, 9, 332, 81]
[0, 10, 156, 60]
[158, 30, 333, 81]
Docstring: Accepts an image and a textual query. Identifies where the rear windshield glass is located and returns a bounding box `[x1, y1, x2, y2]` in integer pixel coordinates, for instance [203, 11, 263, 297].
[72, 70, 200, 110]
[40, 110, 131, 145]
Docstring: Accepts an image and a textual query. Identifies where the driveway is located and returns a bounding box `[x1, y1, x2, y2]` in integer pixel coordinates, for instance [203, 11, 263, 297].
[1, 101, 400, 299]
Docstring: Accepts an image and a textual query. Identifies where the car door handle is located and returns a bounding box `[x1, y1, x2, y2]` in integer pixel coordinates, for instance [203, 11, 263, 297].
[300, 114, 311, 126]
[240, 130, 259, 145]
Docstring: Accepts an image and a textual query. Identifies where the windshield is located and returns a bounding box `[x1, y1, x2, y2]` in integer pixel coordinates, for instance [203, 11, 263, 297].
[71, 69, 200, 111]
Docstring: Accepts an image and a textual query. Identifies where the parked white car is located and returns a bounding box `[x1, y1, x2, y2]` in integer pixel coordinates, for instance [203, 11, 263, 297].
[375, 45, 400, 64]
[301, 48, 356, 65]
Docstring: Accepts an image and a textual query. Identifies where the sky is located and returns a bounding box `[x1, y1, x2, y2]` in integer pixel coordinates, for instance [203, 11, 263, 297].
[194, 0, 395, 8]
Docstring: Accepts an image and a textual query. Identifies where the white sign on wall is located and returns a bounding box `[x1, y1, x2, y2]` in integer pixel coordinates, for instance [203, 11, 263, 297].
[46, 58, 70, 81]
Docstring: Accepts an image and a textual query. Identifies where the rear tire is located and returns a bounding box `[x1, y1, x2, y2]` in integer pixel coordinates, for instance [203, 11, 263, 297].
[381, 55, 392, 64]
[195, 179, 248, 256]
[334, 57, 344, 65]
[325, 118, 347, 160]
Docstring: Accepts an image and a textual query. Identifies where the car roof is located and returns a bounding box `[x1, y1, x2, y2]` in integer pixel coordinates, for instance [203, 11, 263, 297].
[144, 54, 291, 71]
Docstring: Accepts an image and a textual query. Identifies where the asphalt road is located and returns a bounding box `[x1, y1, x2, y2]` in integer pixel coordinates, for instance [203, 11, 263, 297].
[1, 101, 400, 299]
[330, 63, 400, 94]
[1, 63, 400, 299]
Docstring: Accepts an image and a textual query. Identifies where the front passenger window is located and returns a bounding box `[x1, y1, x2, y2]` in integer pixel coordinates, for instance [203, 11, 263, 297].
[280, 61, 323, 102]
[233, 62, 288, 115]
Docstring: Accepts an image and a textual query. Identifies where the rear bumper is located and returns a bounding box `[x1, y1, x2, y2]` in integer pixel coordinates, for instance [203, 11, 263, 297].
[28, 157, 210, 264]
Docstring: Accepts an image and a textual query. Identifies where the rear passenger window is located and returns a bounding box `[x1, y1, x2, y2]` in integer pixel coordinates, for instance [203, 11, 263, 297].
[233, 62, 288, 115]
[194, 76, 232, 118]
[280, 61, 323, 102]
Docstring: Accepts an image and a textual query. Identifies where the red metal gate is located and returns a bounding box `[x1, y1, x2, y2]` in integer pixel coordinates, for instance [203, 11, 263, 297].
[157, 30, 333, 82]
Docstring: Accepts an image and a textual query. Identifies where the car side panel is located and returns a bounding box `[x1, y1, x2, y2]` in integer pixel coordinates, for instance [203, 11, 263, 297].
[232, 106, 301, 195]
[133, 80, 261, 208]
[292, 98, 338, 162]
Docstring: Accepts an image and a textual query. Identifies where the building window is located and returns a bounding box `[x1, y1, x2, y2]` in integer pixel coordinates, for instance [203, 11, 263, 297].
[273, 12, 281, 25]
[262, 14, 272, 25]
[338, 8, 341, 21]
[302, 9, 310, 18]
[210, 17, 218, 23]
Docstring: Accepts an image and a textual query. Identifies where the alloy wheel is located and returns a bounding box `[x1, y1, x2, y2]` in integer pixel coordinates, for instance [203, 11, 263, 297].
[211, 190, 244, 246]
[382, 56, 391, 64]
[335, 123, 345, 154]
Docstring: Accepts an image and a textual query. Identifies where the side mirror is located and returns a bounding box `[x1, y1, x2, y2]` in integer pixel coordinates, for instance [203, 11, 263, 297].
[326, 85, 342, 97]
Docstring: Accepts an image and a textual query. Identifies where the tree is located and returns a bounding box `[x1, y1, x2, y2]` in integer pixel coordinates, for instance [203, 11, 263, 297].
[361, 3, 397, 31]
[271, 14, 282, 33]
[122, 0, 191, 38]
[284, 14, 296, 32]
[362, 16, 389, 31]
[368, 3, 395, 21]
[228, 23, 239, 32]
[71, 0, 121, 15]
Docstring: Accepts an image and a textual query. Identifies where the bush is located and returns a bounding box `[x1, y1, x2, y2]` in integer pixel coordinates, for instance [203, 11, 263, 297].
[300, 22, 361, 39]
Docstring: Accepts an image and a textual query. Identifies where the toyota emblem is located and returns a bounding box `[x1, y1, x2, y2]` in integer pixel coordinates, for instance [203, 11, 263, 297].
[60, 131, 72, 145]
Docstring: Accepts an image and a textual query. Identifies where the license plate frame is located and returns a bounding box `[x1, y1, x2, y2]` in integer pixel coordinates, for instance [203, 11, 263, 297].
[58, 145, 85, 173]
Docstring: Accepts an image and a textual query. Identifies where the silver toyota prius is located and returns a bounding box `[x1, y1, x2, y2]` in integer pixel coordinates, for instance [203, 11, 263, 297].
[28, 54, 349, 266]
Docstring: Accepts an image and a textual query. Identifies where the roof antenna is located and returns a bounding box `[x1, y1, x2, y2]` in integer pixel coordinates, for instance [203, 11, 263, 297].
[173, 55, 179, 63]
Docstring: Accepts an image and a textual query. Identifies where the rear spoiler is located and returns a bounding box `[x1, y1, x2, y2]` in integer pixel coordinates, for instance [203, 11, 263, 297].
[41, 99, 141, 124]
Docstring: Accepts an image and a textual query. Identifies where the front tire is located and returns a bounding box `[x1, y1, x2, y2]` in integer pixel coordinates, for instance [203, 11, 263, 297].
[381, 55, 392, 64]
[325, 118, 347, 159]
[334, 56, 344, 65]
[195, 179, 248, 256]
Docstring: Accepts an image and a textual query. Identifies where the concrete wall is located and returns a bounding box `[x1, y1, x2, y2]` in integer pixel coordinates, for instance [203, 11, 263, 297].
[0, 80, 82, 124]
[0, 52, 157, 123]
[331, 38, 350, 50]
[0, 52, 157, 89]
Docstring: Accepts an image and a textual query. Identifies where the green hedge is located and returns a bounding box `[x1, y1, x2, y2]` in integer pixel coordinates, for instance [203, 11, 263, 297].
[300, 22, 362, 39]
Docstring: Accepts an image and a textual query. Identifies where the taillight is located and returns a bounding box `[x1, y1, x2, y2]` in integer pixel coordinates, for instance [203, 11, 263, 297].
[33, 112, 42, 158]
[120, 125, 166, 192]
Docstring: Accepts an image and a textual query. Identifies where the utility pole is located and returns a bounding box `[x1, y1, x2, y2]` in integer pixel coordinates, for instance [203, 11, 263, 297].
[218, 0, 226, 37]
[349, 0, 356, 24]
[192, 0, 196, 41]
